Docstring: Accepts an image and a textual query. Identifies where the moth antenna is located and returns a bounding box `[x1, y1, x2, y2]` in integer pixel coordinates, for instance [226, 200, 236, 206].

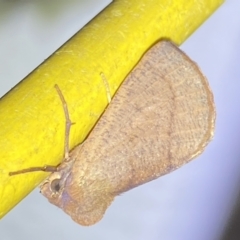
[54, 84, 74, 161]
[9, 85, 74, 176]
[100, 72, 112, 103]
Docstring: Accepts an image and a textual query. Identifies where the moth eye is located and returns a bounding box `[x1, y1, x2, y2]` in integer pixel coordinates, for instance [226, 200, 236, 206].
[50, 179, 61, 193]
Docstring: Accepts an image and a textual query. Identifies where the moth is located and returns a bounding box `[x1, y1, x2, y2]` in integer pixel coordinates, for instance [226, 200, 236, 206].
[10, 41, 215, 226]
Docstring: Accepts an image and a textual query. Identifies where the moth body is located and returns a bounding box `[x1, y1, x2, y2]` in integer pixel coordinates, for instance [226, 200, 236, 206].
[38, 41, 215, 226]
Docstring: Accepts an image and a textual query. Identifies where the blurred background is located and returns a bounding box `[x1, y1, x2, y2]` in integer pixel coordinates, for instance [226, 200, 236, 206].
[0, 1, 240, 239]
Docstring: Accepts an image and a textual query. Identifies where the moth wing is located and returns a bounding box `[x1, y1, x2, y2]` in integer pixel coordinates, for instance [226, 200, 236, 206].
[74, 40, 215, 191]
[66, 41, 215, 225]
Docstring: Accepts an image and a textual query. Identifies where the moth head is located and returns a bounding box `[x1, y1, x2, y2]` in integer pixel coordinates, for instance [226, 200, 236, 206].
[40, 164, 114, 226]
[40, 172, 65, 201]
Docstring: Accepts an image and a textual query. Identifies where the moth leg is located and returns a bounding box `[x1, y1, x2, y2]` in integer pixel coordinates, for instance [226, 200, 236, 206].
[9, 165, 58, 176]
[54, 84, 74, 161]
[100, 72, 112, 103]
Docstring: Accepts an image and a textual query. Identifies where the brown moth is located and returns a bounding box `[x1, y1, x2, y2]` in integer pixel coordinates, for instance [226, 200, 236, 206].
[10, 41, 215, 226]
